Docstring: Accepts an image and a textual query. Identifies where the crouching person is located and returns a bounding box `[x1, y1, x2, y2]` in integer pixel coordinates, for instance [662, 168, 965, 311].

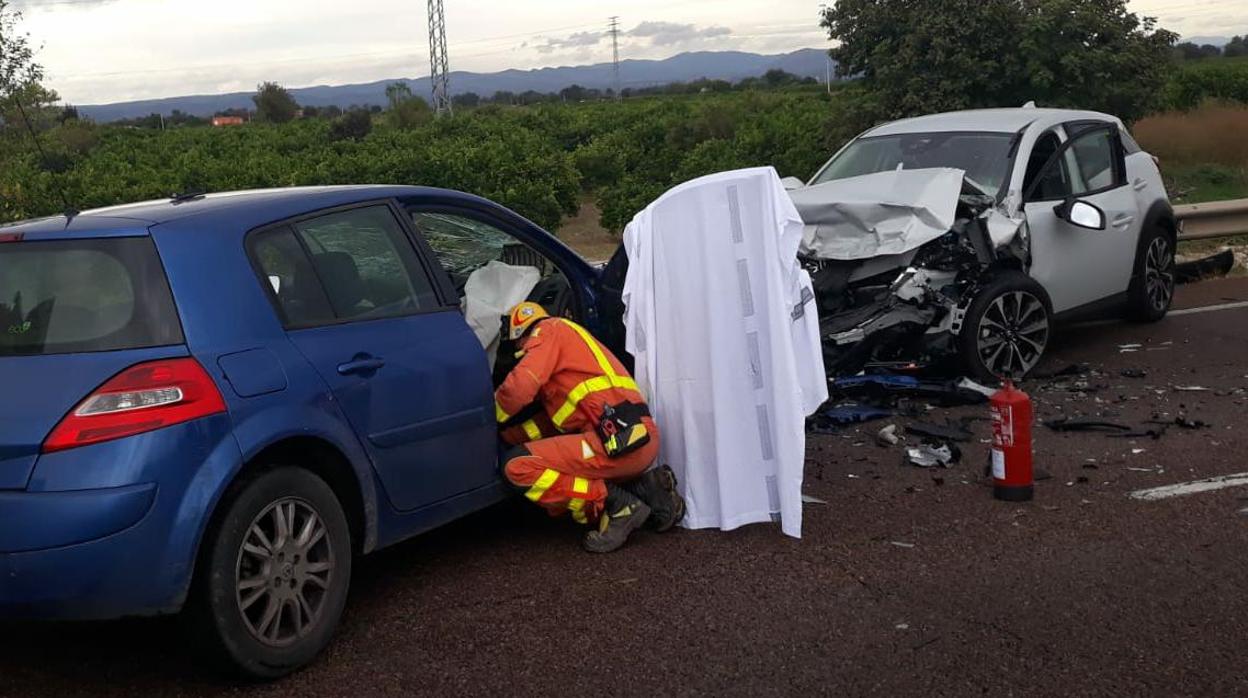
[495, 302, 684, 553]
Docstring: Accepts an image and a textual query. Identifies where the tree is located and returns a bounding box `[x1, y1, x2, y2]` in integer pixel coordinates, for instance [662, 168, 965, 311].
[384, 81, 432, 129]
[1224, 36, 1247, 58]
[559, 84, 589, 102]
[1175, 42, 1222, 60]
[452, 91, 481, 108]
[762, 69, 798, 88]
[329, 109, 372, 141]
[1174, 42, 1204, 60]
[0, 0, 41, 101]
[252, 82, 299, 123]
[385, 81, 413, 111]
[821, 0, 1178, 123]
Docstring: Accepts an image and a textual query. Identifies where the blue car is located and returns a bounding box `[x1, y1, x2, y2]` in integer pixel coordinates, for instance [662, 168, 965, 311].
[0, 186, 627, 677]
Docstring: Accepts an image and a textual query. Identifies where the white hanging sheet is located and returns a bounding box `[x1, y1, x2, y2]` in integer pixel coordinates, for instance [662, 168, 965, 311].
[622, 167, 827, 538]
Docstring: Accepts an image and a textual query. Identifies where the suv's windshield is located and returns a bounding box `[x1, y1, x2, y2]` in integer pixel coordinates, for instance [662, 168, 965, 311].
[0, 236, 183, 356]
[811, 131, 1017, 197]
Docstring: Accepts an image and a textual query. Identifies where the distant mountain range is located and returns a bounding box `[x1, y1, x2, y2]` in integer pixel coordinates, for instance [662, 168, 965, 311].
[77, 48, 834, 122]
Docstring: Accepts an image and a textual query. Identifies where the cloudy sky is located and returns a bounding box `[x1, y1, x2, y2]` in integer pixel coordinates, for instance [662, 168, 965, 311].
[9, 0, 1247, 105]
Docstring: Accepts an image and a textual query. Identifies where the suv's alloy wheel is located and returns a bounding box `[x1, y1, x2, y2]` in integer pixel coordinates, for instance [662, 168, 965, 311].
[976, 290, 1050, 379]
[1143, 235, 1175, 314]
[958, 271, 1054, 382]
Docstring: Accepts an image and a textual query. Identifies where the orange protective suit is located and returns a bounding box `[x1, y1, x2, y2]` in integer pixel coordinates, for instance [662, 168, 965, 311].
[495, 318, 659, 525]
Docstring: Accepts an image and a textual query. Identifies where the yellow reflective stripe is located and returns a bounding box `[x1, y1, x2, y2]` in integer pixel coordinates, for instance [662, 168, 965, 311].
[549, 320, 639, 427]
[495, 400, 511, 424]
[568, 477, 591, 524]
[525, 468, 560, 502]
[562, 320, 617, 377]
[551, 374, 640, 427]
[521, 419, 542, 441]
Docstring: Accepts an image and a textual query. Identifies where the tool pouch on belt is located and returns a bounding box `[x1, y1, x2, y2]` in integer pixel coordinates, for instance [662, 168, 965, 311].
[596, 402, 651, 458]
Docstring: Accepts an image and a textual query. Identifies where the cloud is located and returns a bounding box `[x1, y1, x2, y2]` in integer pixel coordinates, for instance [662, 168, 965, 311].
[10, 0, 120, 10]
[534, 30, 604, 54]
[628, 21, 732, 47]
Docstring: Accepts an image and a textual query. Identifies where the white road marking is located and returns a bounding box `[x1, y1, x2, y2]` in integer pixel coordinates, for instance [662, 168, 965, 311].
[1129, 472, 1248, 501]
[1168, 300, 1248, 317]
[1069, 300, 1248, 330]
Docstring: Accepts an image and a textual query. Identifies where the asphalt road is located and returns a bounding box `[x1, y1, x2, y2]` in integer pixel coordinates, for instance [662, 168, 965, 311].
[3, 278, 1248, 697]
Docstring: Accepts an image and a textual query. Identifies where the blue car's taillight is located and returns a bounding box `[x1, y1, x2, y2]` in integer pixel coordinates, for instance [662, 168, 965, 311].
[42, 358, 227, 453]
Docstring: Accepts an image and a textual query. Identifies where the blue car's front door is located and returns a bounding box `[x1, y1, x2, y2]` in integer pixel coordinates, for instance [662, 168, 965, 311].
[248, 202, 496, 512]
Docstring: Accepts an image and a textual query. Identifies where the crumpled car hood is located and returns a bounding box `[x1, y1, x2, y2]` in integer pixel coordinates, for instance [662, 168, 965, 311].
[790, 168, 966, 261]
[790, 167, 1027, 263]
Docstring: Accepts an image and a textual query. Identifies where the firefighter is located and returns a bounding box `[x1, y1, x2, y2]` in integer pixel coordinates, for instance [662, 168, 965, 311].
[495, 302, 684, 553]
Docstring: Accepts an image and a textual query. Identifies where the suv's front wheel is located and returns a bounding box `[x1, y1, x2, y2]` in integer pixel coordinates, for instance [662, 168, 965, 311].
[190, 467, 352, 680]
[1127, 224, 1175, 322]
[958, 271, 1053, 382]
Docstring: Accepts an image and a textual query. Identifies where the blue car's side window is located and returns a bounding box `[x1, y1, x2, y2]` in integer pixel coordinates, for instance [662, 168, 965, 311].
[294, 205, 439, 323]
[251, 227, 337, 329]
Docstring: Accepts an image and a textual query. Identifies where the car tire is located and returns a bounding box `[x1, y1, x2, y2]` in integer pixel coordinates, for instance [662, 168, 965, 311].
[1126, 224, 1175, 322]
[958, 271, 1054, 383]
[188, 466, 352, 680]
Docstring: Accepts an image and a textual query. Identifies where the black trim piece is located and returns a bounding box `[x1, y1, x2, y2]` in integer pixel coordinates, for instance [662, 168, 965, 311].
[1053, 291, 1129, 325]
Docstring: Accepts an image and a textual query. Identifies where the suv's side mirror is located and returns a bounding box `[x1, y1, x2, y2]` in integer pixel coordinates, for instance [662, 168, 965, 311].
[1054, 199, 1105, 230]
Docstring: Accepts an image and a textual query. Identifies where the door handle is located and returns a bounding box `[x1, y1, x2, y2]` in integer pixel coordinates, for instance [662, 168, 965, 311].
[337, 356, 385, 375]
[1132, 178, 1148, 191]
[1111, 214, 1135, 229]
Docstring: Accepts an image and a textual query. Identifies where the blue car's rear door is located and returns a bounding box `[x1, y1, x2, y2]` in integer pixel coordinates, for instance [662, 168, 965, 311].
[247, 202, 495, 512]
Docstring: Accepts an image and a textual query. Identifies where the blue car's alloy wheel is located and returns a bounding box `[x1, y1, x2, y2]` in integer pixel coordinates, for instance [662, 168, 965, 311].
[235, 497, 336, 648]
[191, 467, 352, 680]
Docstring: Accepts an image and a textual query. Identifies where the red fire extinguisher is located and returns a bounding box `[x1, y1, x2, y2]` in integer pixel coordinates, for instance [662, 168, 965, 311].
[990, 380, 1034, 501]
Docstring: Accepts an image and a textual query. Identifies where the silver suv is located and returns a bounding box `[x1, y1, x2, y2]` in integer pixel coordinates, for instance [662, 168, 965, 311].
[792, 106, 1176, 380]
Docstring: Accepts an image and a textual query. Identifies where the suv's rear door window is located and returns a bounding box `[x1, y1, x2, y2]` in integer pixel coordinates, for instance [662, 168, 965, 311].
[0, 236, 183, 356]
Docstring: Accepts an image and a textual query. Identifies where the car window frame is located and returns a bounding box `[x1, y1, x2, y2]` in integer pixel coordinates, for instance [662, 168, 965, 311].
[1021, 127, 1068, 201]
[404, 203, 584, 318]
[1022, 122, 1126, 203]
[244, 198, 457, 331]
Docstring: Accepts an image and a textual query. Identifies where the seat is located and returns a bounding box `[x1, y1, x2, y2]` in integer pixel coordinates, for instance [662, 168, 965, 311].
[313, 251, 368, 317]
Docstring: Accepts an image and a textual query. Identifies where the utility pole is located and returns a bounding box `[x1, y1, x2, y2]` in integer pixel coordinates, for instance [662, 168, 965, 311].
[428, 0, 452, 116]
[608, 16, 621, 99]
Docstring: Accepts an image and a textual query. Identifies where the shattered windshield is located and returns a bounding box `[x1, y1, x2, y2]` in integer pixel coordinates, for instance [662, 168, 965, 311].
[812, 131, 1016, 198]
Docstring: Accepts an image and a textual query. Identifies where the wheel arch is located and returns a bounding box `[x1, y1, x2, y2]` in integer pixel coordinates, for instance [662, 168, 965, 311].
[235, 436, 370, 556]
[1133, 200, 1178, 281]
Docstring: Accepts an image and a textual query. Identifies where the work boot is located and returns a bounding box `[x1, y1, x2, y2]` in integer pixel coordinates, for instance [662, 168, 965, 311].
[624, 465, 686, 533]
[583, 485, 651, 554]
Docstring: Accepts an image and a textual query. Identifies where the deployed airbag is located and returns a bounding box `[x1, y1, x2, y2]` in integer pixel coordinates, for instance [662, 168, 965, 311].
[790, 168, 965, 260]
[462, 261, 541, 366]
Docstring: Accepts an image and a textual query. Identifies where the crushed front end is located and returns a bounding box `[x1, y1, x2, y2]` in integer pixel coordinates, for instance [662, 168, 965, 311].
[790, 168, 1028, 376]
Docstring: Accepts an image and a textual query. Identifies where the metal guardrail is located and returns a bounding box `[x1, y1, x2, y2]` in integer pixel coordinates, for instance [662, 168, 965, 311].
[1175, 198, 1248, 241]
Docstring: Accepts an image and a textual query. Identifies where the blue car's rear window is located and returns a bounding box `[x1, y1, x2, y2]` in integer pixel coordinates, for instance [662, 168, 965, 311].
[0, 236, 183, 356]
